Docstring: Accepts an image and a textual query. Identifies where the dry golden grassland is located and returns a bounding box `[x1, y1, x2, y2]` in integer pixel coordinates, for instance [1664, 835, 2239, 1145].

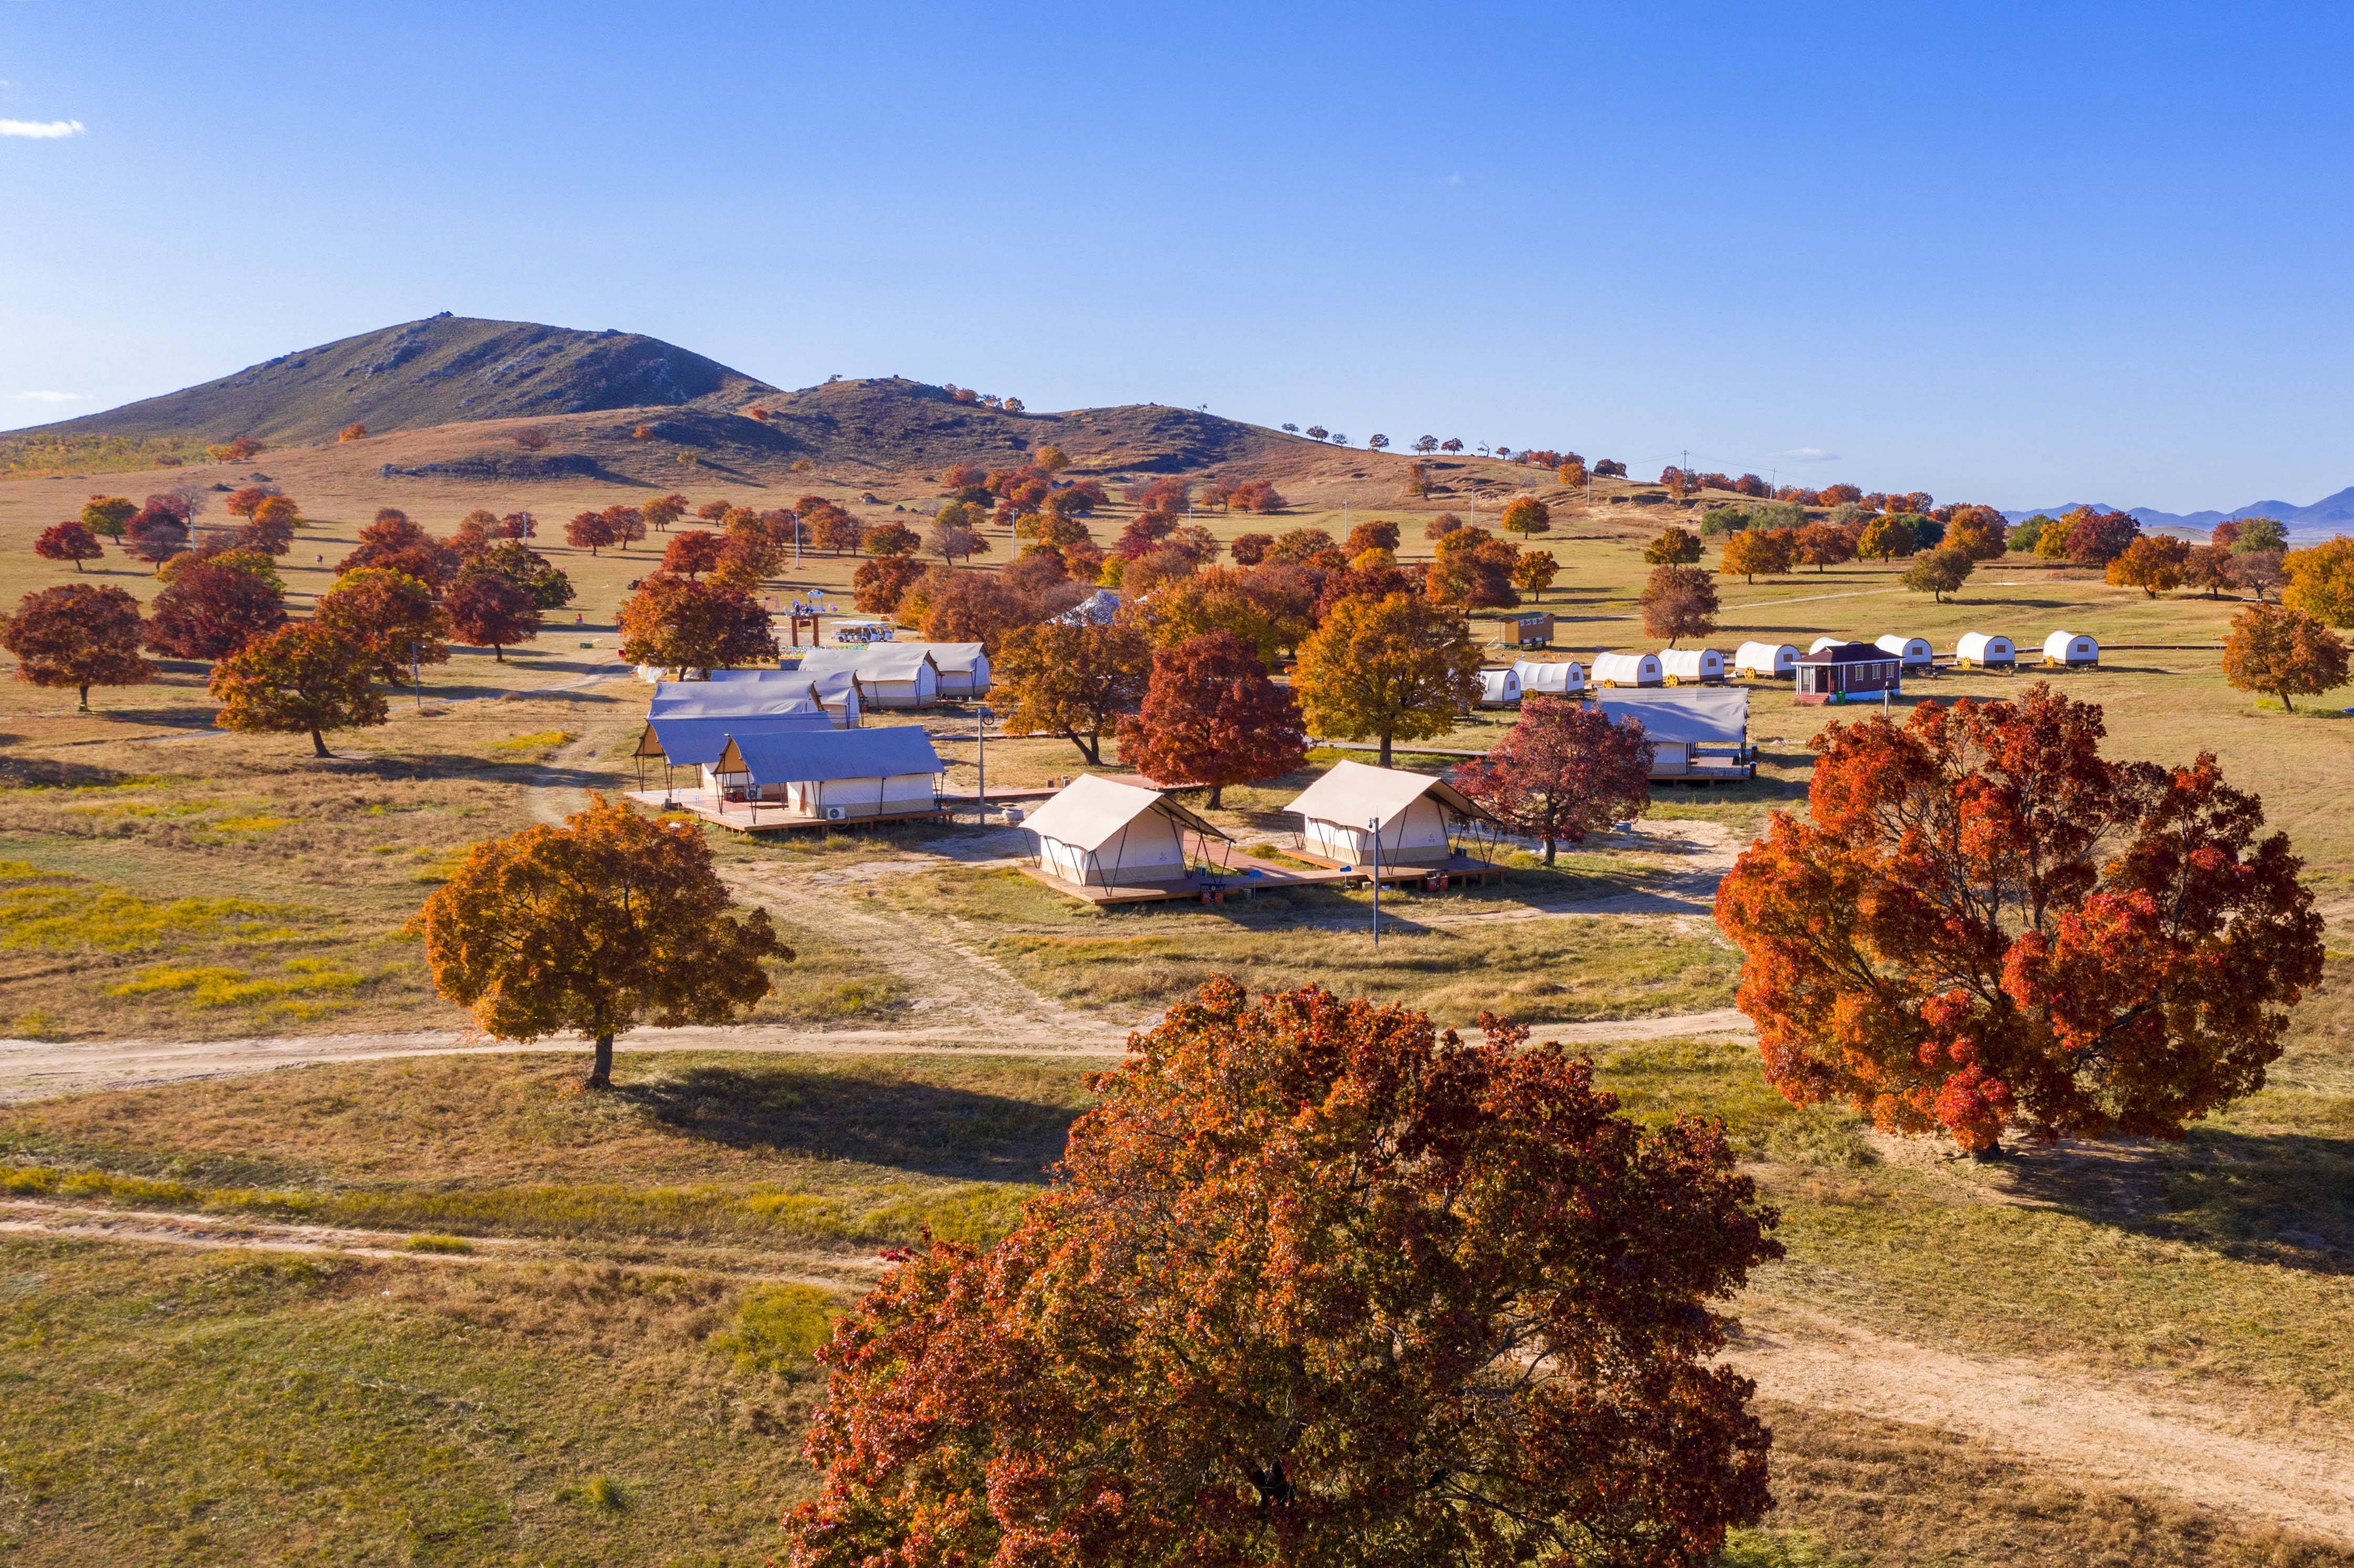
[5, 1028, 2351, 1566]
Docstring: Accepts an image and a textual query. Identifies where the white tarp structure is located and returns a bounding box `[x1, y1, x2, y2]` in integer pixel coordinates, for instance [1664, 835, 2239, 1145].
[1055, 588, 1123, 627]
[1808, 636, 1845, 655]
[655, 673, 860, 727]
[1584, 687, 1749, 748]
[1593, 651, 1663, 687]
[1734, 641, 1798, 678]
[790, 646, 943, 708]
[713, 727, 945, 818]
[2042, 630, 2099, 666]
[1285, 760, 1494, 868]
[1955, 633, 2017, 667]
[1875, 635, 1934, 668]
[1478, 667, 1522, 704]
[1511, 659, 1585, 695]
[1021, 774, 1227, 887]
[907, 642, 990, 697]
[1658, 647, 1725, 683]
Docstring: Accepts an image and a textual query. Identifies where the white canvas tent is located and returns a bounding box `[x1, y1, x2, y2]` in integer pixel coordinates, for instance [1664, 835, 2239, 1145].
[1021, 774, 1227, 888]
[712, 727, 945, 819]
[1478, 667, 1523, 705]
[1658, 647, 1726, 683]
[1955, 633, 2017, 668]
[908, 642, 990, 697]
[790, 646, 943, 709]
[1875, 635, 1934, 669]
[2042, 630, 2099, 667]
[1511, 659, 1585, 694]
[1285, 760, 1495, 868]
[1593, 651, 1663, 687]
[1734, 641, 1798, 678]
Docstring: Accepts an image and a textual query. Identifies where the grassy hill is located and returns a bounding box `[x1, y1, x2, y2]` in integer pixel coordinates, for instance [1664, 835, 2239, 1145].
[16, 314, 779, 447]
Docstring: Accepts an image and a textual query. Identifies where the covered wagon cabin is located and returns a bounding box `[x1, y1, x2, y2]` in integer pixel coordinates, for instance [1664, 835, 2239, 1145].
[1018, 775, 1231, 901]
[1875, 635, 1935, 672]
[789, 645, 943, 709]
[1734, 641, 1798, 679]
[1284, 761, 1502, 878]
[1954, 632, 2017, 670]
[1593, 651, 1663, 688]
[2042, 630, 2099, 668]
[1657, 647, 1726, 685]
[1512, 659, 1586, 696]
[1793, 641, 1903, 706]
[1477, 666, 1523, 706]
[705, 727, 947, 828]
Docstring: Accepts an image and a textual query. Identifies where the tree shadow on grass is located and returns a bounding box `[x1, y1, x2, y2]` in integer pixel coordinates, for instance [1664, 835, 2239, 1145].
[617, 1064, 1083, 1183]
[1995, 1127, 2354, 1276]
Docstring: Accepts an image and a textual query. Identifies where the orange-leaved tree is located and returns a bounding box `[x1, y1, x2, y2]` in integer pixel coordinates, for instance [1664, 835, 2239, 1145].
[1292, 593, 1482, 766]
[209, 623, 387, 757]
[1510, 548, 1559, 601]
[1, 583, 152, 710]
[418, 797, 789, 1089]
[1640, 564, 1718, 646]
[1116, 630, 1306, 806]
[991, 618, 1150, 764]
[2106, 535, 2189, 598]
[2221, 604, 2350, 713]
[1455, 694, 1651, 865]
[1719, 528, 1789, 583]
[445, 572, 541, 661]
[786, 982, 1782, 1568]
[1714, 683, 2324, 1152]
[316, 567, 450, 680]
[617, 573, 778, 676]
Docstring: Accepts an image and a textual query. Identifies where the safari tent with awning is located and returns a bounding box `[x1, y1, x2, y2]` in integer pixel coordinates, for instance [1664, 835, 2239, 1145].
[1284, 760, 1498, 868]
[1020, 774, 1229, 888]
[788, 646, 943, 709]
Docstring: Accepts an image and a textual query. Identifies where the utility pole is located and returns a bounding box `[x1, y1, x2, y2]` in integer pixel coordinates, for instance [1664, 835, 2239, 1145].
[1367, 816, 1381, 949]
[411, 641, 421, 710]
[976, 704, 991, 818]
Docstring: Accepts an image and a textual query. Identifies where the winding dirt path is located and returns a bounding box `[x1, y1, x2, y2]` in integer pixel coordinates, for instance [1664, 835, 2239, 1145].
[1729, 1297, 2354, 1545]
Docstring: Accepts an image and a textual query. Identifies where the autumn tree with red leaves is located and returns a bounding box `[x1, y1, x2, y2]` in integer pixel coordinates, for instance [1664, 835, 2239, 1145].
[144, 556, 288, 660]
[787, 982, 1782, 1568]
[1456, 695, 1652, 865]
[446, 572, 541, 661]
[34, 521, 104, 571]
[1116, 630, 1306, 806]
[1715, 685, 2325, 1152]
[851, 554, 926, 615]
[1, 584, 152, 710]
[565, 510, 621, 555]
[341, 510, 459, 587]
[1640, 565, 1719, 646]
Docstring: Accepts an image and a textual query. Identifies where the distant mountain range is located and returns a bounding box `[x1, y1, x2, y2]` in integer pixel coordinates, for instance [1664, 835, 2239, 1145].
[2001, 489, 2354, 541]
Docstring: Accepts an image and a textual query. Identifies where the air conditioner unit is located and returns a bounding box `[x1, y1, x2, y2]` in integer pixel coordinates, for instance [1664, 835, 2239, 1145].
[824, 806, 848, 821]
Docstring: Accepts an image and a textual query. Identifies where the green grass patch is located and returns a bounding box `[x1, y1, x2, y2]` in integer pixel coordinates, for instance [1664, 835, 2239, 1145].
[0, 867, 305, 954]
[708, 1283, 840, 1374]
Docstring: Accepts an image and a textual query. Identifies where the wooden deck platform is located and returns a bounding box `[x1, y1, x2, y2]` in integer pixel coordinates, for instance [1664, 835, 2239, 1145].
[626, 790, 950, 834]
[1275, 849, 1508, 888]
[1021, 843, 1506, 906]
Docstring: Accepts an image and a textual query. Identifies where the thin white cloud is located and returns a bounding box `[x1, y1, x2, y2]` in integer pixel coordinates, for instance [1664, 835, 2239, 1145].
[11, 390, 89, 403]
[1, 119, 86, 139]
[1766, 446, 1839, 464]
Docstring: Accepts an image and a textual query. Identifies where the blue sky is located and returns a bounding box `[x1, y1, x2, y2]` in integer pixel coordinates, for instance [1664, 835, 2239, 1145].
[5, 1, 2352, 512]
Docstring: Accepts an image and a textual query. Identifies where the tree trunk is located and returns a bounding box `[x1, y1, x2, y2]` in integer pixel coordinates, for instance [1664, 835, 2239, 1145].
[2279, 689, 2295, 713]
[76, 683, 90, 712]
[1075, 732, 1102, 766]
[1378, 731, 1393, 768]
[494, 645, 505, 662]
[1543, 836, 1556, 866]
[309, 727, 330, 758]
[1207, 784, 1224, 809]
[588, 1032, 615, 1089]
